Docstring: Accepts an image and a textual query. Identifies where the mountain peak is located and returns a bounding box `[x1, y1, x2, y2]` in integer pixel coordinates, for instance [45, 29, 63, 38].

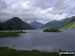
[5, 17, 33, 29]
[9, 17, 22, 22]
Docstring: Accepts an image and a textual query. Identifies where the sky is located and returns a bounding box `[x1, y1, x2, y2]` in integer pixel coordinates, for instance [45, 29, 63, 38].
[0, 0, 75, 23]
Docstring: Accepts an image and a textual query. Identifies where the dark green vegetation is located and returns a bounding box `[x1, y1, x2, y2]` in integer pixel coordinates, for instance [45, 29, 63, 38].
[0, 17, 33, 31]
[0, 22, 14, 30]
[60, 19, 75, 29]
[0, 32, 25, 37]
[44, 28, 60, 32]
[0, 47, 59, 56]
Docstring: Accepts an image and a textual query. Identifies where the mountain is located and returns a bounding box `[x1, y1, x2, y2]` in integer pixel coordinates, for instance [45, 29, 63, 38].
[30, 21, 44, 29]
[43, 16, 75, 29]
[60, 17, 75, 29]
[5, 17, 33, 30]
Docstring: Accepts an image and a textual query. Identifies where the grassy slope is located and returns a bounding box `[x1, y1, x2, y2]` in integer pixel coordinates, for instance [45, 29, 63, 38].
[0, 47, 59, 56]
[60, 21, 75, 29]
[0, 32, 25, 37]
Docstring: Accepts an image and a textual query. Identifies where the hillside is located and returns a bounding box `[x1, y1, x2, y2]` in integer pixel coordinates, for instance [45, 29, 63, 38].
[43, 18, 72, 28]
[43, 16, 75, 29]
[60, 20, 75, 29]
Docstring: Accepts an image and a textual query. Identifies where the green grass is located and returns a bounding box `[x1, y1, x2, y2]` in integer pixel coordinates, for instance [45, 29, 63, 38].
[0, 47, 59, 56]
[60, 21, 75, 29]
[0, 32, 25, 37]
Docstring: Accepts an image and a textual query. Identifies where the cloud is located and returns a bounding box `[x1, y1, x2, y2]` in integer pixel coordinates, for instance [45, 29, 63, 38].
[0, 0, 75, 23]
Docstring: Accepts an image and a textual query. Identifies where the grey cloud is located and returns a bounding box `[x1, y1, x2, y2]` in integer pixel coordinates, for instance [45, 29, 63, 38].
[0, 0, 75, 23]
[28, 0, 51, 9]
[0, 0, 7, 9]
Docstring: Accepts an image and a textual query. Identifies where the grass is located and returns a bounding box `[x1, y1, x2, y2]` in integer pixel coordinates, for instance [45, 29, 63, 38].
[0, 47, 59, 56]
[0, 32, 25, 37]
[60, 21, 75, 29]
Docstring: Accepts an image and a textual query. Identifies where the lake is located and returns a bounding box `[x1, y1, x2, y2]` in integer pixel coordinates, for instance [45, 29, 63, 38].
[0, 30, 75, 52]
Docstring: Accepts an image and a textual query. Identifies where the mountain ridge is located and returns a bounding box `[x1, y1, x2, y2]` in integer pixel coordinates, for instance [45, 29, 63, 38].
[30, 21, 44, 29]
[43, 16, 75, 29]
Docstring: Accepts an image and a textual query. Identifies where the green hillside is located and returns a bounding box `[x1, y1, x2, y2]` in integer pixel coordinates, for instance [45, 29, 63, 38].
[60, 21, 75, 29]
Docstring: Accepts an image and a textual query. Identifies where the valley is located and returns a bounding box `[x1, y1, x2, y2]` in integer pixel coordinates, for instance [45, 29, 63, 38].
[0, 16, 75, 56]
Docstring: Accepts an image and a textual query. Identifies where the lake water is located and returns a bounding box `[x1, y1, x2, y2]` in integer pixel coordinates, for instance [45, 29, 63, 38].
[0, 30, 75, 52]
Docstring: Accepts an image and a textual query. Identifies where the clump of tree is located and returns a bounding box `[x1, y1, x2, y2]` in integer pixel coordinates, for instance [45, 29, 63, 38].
[43, 28, 61, 32]
[0, 23, 16, 30]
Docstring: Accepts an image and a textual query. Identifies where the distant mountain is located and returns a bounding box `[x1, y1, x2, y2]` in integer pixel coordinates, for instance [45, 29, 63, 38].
[60, 17, 75, 29]
[43, 16, 75, 28]
[5, 17, 33, 30]
[30, 21, 44, 29]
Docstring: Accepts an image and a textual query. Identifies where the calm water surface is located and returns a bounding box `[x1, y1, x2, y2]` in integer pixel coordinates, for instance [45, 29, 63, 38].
[0, 30, 75, 52]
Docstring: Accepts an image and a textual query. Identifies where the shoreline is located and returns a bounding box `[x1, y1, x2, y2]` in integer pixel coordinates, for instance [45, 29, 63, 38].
[0, 31, 25, 37]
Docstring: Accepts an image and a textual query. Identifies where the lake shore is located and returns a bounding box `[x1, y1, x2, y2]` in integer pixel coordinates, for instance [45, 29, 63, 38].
[0, 47, 59, 56]
[0, 31, 25, 37]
